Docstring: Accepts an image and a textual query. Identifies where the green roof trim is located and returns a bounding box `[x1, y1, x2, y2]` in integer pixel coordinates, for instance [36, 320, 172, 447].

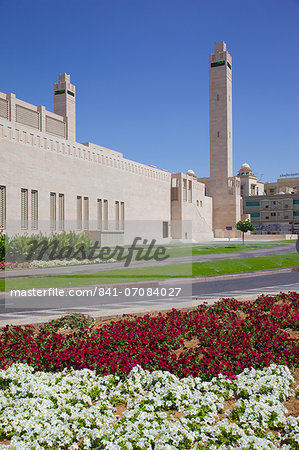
[245, 201, 260, 207]
[211, 61, 225, 68]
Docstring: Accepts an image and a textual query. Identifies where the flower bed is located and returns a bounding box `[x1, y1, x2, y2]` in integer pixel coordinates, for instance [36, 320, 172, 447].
[30, 258, 116, 268]
[0, 363, 298, 448]
[0, 293, 298, 448]
[0, 293, 298, 379]
[0, 262, 32, 270]
[0, 258, 116, 270]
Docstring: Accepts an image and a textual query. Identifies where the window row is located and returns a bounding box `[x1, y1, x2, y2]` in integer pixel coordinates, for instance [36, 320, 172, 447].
[0, 186, 5, 229]
[19, 189, 124, 232]
[72, 196, 125, 231]
[49, 192, 65, 231]
[20, 189, 65, 231]
[0, 187, 125, 232]
[21, 188, 40, 230]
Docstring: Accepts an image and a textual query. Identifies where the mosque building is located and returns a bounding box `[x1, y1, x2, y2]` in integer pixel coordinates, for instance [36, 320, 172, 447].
[0, 69, 215, 243]
[4, 41, 294, 241]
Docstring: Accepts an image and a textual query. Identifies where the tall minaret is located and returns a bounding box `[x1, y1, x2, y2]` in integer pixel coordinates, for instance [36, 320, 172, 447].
[54, 73, 76, 142]
[197, 41, 241, 237]
[209, 41, 232, 179]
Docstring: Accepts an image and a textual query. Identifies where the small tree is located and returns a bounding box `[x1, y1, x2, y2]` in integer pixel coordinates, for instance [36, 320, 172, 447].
[236, 219, 255, 244]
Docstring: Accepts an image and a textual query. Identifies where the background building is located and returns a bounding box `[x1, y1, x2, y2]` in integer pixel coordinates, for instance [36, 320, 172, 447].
[238, 163, 265, 197]
[238, 163, 299, 235]
[264, 177, 298, 196]
[238, 164, 299, 198]
[243, 194, 299, 235]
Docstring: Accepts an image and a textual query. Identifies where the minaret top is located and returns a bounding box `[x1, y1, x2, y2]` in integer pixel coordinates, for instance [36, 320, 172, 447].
[54, 73, 76, 142]
[214, 41, 227, 53]
[209, 41, 232, 66]
[58, 73, 71, 83]
[54, 73, 75, 94]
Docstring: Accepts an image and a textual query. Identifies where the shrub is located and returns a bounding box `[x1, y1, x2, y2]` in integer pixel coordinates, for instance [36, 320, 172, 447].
[5, 231, 94, 262]
[40, 313, 95, 332]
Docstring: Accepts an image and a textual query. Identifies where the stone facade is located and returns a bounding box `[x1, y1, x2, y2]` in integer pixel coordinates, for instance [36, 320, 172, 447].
[171, 171, 213, 241]
[5, 41, 273, 242]
[0, 74, 214, 243]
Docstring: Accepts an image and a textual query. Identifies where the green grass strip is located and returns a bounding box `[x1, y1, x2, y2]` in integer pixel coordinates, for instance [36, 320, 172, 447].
[1, 252, 298, 292]
[110, 241, 296, 260]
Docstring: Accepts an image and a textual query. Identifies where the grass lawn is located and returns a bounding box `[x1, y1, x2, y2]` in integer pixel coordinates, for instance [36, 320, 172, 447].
[2, 252, 298, 291]
[168, 241, 296, 258]
[58, 240, 294, 262]
[101, 240, 296, 260]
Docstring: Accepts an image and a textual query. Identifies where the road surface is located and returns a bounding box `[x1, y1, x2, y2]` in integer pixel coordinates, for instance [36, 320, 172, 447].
[1, 269, 298, 326]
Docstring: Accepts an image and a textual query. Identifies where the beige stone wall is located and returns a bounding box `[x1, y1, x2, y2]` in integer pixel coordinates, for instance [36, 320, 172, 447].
[0, 112, 213, 243]
[0, 66, 215, 244]
[171, 173, 213, 241]
[0, 118, 172, 243]
[201, 176, 241, 238]
[239, 175, 264, 196]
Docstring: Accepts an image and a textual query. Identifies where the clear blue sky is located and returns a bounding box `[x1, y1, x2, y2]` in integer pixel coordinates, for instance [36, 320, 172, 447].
[1, 0, 298, 182]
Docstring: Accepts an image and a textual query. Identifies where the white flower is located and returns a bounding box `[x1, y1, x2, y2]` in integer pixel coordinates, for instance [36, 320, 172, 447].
[0, 363, 295, 448]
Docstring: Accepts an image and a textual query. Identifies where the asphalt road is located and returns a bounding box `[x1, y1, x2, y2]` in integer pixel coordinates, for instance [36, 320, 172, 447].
[1, 269, 298, 324]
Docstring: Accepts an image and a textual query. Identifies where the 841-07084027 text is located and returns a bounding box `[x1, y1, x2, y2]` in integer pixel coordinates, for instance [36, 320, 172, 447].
[97, 287, 182, 297]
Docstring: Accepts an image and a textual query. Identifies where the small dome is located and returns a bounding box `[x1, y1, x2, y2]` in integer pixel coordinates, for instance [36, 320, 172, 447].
[238, 162, 253, 176]
[241, 162, 251, 170]
[187, 169, 196, 176]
